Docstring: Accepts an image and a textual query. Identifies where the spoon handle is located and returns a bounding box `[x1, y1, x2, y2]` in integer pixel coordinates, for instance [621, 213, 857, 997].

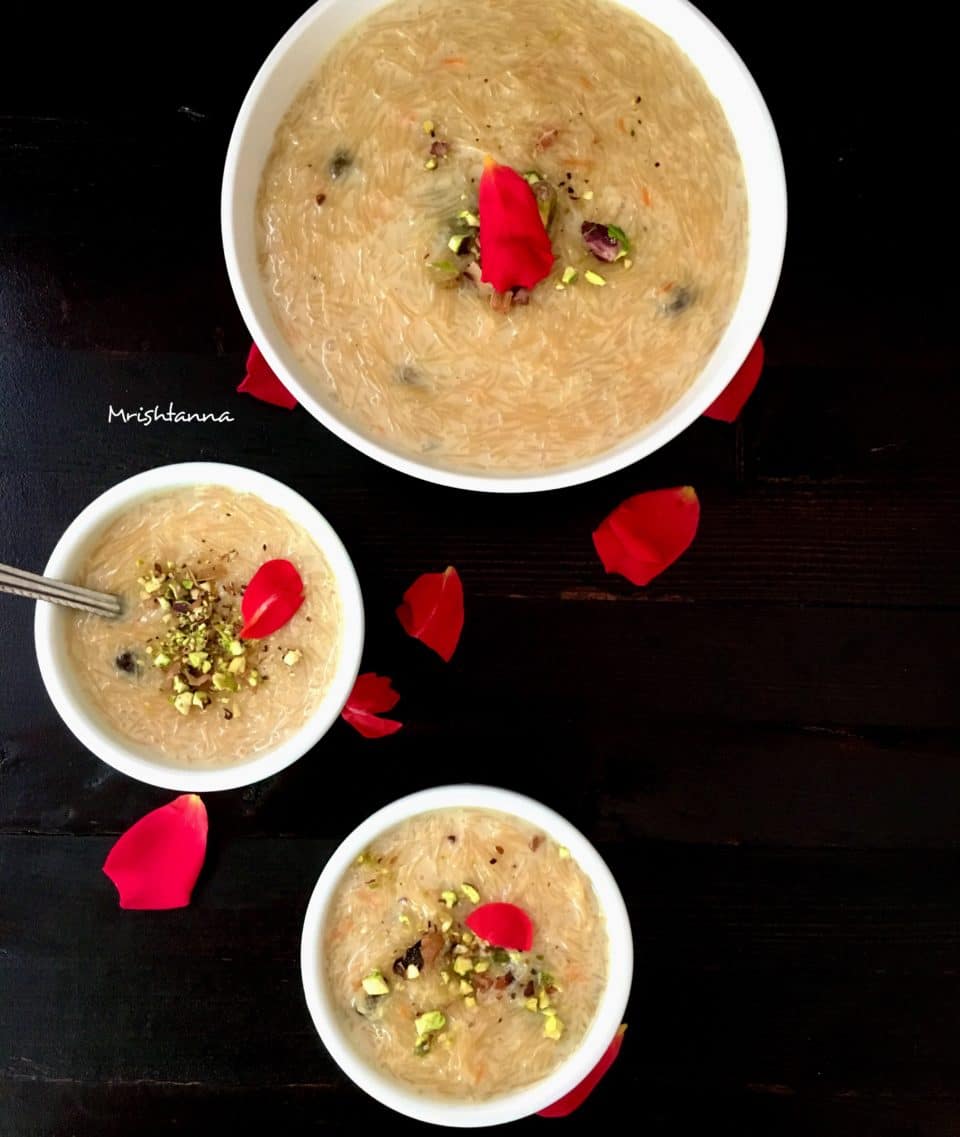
[0, 562, 123, 618]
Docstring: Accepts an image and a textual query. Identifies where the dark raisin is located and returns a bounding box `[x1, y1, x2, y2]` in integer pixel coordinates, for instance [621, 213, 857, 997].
[661, 285, 694, 315]
[393, 940, 425, 976]
[223, 708, 233, 721]
[328, 149, 353, 180]
[115, 651, 138, 674]
[523, 980, 535, 998]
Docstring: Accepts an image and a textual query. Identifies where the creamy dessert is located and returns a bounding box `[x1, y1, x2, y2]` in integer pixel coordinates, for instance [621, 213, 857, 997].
[325, 807, 608, 1099]
[66, 486, 341, 766]
[258, 0, 747, 473]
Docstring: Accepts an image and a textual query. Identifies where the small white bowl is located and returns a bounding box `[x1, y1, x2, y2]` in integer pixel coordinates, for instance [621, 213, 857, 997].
[222, 0, 787, 493]
[300, 784, 633, 1127]
[34, 462, 364, 793]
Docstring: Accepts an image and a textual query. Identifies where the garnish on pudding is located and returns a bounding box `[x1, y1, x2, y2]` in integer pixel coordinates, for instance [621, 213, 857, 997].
[350, 875, 564, 1054]
[134, 557, 304, 717]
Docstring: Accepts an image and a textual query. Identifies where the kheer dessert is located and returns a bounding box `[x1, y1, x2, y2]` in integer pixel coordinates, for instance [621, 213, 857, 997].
[325, 807, 607, 1099]
[258, 0, 748, 473]
[66, 486, 341, 767]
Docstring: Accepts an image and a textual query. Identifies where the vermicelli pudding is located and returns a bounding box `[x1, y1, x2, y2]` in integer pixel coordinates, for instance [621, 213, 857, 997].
[324, 807, 608, 1100]
[66, 486, 341, 767]
[258, 0, 748, 473]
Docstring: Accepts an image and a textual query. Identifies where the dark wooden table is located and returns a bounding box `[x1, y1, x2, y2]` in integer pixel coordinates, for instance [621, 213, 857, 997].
[0, 3, 955, 1134]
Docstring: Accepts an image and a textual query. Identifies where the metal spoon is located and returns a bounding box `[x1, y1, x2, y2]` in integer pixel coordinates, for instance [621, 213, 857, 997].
[0, 562, 122, 618]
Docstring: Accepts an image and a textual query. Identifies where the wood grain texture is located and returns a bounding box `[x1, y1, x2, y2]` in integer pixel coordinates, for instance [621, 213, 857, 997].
[0, 0, 956, 1133]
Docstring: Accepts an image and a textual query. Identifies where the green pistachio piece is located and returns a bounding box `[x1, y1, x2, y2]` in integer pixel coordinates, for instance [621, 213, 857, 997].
[414, 1010, 446, 1036]
[361, 970, 390, 996]
[173, 691, 193, 716]
[460, 883, 480, 904]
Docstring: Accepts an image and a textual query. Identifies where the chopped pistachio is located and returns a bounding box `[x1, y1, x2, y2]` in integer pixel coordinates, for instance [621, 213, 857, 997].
[212, 672, 238, 692]
[543, 1014, 564, 1040]
[583, 189, 595, 200]
[584, 271, 606, 287]
[440, 890, 458, 908]
[461, 932, 474, 945]
[473, 960, 490, 973]
[460, 883, 480, 904]
[172, 675, 188, 695]
[561, 266, 578, 285]
[415, 1010, 446, 1036]
[623, 258, 633, 269]
[448, 233, 470, 254]
[491, 948, 511, 965]
[361, 970, 390, 997]
[246, 671, 260, 688]
[538, 989, 551, 1010]
[522, 170, 543, 185]
[464, 996, 477, 1008]
[459, 979, 474, 995]
[452, 956, 474, 976]
[424, 157, 438, 171]
[457, 209, 480, 227]
[153, 652, 172, 669]
[227, 656, 246, 675]
[440, 919, 453, 933]
[555, 283, 566, 291]
[228, 639, 244, 657]
[282, 649, 302, 667]
[525, 997, 539, 1012]
[173, 691, 193, 716]
[398, 913, 411, 926]
[422, 120, 435, 135]
[558, 846, 571, 859]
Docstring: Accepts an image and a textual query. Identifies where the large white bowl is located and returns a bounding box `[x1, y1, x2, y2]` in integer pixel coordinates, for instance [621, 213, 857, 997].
[301, 784, 633, 1127]
[223, 0, 787, 493]
[34, 462, 364, 793]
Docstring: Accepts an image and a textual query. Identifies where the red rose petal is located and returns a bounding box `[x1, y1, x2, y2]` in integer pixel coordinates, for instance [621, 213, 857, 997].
[592, 486, 700, 586]
[103, 794, 208, 911]
[537, 1024, 628, 1117]
[703, 338, 765, 422]
[396, 566, 464, 662]
[464, 902, 534, 952]
[342, 673, 403, 738]
[478, 159, 555, 293]
[236, 343, 298, 410]
[240, 559, 304, 640]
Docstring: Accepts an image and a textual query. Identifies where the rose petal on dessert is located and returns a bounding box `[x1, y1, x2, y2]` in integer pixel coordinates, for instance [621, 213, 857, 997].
[537, 1024, 628, 1117]
[703, 338, 765, 422]
[464, 902, 534, 951]
[478, 158, 555, 293]
[342, 673, 403, 738]
[236, 343, 298, 410]
[396, 566, 464, 662]
[240, 559, 304, 639]
[592, 486, 700, 586]
[102, 794, 208, 911]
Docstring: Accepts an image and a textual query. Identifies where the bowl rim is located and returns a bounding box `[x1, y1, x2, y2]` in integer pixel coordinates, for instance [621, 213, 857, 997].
[300, 783, 634, 1127]
[221, 0, 787, 494]
[33, 461, 365, 793]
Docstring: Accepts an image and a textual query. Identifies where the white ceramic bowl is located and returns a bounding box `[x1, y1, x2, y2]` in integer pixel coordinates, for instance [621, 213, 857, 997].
[34, 462, 364, 793]
[300, 784, 633, 1127]
[222, 0, 787, 494]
